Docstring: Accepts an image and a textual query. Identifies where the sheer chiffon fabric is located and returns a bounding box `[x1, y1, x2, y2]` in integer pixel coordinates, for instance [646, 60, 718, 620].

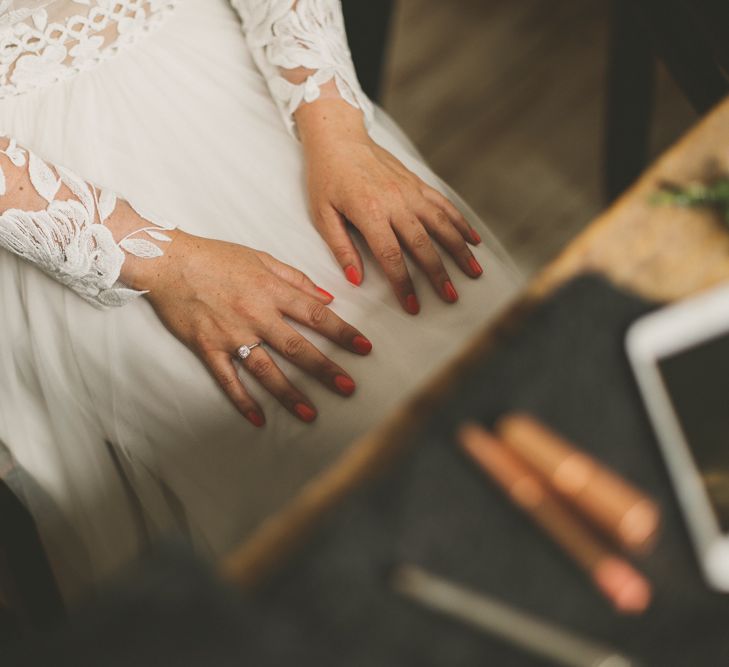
[0, 0, 521, 601]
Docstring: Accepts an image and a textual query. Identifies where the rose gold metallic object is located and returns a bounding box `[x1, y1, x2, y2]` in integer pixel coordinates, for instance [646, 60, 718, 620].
[457, 424, 652, 614]
[497, 414, 660, 554]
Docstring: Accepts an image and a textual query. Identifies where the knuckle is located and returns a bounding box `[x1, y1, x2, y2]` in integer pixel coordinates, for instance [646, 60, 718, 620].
[336, 321, 353, 341]
[291, 269, 308, 287]
[233, 296, 255, 318]
[330, 242, 354, 260]
[379, 244, 403, 267]
[216, 371, 237, 392]
[252, 271, 277, 294]
[361, 196, 383, 218]
[384, 181, 402, 198]
[248, 357, 274, 378]
[434, 209, 451, 227]
[283, 334, 306, 358]
[192, 331, 212, 351]
[314, 203, 330, 221]
[411, 229, 431, 251]
[306, 301, 329, 326]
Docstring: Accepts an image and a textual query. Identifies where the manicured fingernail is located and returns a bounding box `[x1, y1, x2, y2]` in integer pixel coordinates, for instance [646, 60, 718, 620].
[294, 402, 317, 423]
[344, 265, 362, 286]
[334, 375, 356, 395]
[468, 256, 483, 277]
[246, 411, 265, 428]
[405, 293, 420, 315]
[470, 227, 482, 244]
[443, 280, 458, 302]
[352, 335, 373, 354]
[316, 286, 334, 302]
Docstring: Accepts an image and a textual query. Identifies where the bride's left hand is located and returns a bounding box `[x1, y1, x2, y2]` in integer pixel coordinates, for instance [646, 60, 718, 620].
[297, 100, 484, 315]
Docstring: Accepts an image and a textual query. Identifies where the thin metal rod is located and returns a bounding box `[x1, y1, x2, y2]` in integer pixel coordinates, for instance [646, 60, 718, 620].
[391, 564, 638, 667]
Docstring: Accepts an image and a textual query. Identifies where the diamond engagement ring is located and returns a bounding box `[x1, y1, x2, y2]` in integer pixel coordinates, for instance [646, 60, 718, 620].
[236, 342, 261, 360]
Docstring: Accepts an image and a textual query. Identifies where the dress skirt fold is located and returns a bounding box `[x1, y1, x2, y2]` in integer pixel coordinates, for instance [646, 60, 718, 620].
[0, 0, 521, 601]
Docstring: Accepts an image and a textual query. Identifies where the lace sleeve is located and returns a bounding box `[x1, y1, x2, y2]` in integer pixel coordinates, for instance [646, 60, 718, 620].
[230, 0, 374, 137]
[0, 136, 175, 308]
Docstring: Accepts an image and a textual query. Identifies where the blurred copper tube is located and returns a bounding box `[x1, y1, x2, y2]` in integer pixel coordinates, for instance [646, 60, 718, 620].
[457, 423, 651, 614]
[496, 414, 660, 554]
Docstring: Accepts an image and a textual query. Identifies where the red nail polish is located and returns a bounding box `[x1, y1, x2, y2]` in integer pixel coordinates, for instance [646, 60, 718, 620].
[468, 256, 483, 276]
[294, 403, 317, 422]
[334, 375, 356, 395]
[444, 280, 458, 302]
[405, 294, 420, 315]
[344, 265, 362, 286]
[470, 227, 482, 244]
[316, 286, 334, 302]
[352, 335, 373, 354]
[246, 411, 265, 428]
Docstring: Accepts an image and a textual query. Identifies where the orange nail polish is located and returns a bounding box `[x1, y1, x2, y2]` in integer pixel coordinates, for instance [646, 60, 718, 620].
[344, 265, 362, 286]
[352, 335, 373, 354]
[470, 227, 482, 244]
[468, 256, 483, 277]
[316, 286, 334, 302]
[246, 411, 265, 428]
[444, 280, 458, 302]
[334, 375, 356, 395]
[294, 403, 317, 423]
[405, 294, 420, 315]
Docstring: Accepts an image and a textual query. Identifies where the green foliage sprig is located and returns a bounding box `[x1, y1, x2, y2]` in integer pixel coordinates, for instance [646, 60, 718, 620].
[653, 179, 729, 224]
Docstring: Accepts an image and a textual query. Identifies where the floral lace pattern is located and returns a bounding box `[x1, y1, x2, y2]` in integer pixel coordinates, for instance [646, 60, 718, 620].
[0, 1, 372, 306]
[232, 0, 373, 136]
[0, 137, 175, 307]
[0, 0, 178, 97]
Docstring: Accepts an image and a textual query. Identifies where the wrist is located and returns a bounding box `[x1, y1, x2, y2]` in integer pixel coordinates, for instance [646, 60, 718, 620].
[111, 206, 186, 292]
[296, 96, 369, 153]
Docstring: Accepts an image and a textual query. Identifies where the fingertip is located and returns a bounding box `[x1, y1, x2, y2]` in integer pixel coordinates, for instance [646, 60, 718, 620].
[443, 280, 458, 303]
[469, 227, 482, 245]
[467, 256, 483, 277]
[334, 374, 356, 396]
[245, 410, 265, 428]
[352, 334, 373, 355]
[294, 402, 317, 423]
[344, 265, 362, 286]
[404, 293, 420, 315]
[315, 286, 335, 303]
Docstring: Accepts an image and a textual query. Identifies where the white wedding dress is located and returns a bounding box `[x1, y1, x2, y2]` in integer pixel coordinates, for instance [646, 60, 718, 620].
[0, 0, 521, 602]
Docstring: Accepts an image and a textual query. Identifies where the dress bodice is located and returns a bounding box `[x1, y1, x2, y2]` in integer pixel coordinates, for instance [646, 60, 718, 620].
[0, 0, 374, 309]
[0, 0, 177, 97]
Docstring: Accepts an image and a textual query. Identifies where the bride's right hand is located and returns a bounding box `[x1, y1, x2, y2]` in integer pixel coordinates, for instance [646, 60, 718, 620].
[122, 229, 372, 428]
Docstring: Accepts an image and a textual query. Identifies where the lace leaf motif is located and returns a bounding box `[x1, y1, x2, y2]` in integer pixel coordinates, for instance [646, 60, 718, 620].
[29, 150, 60, 202]
[235, 0, 374, 137]
[0, 140, 175, 308]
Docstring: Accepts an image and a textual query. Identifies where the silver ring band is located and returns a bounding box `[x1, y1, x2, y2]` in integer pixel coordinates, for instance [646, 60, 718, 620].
[236, 342, 261, 361]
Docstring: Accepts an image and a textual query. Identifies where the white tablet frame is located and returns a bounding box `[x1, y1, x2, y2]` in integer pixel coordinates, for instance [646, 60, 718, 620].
[626, 279, 729, 592]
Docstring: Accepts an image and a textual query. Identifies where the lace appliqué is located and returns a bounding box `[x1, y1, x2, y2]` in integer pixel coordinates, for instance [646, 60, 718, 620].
[234, 0, 373, 136]
[0, 137, 175, 308]
[0, 0, 178, 98]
